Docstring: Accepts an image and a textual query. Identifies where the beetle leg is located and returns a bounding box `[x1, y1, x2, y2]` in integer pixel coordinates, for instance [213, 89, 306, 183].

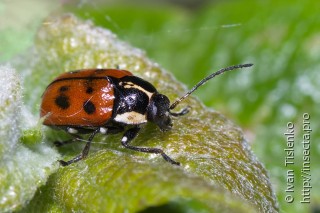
[59, 128, 99, 166]
[121, 126, 180, 166]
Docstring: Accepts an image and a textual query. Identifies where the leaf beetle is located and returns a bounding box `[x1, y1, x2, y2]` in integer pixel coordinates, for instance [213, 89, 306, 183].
[40, 64, 253, 166]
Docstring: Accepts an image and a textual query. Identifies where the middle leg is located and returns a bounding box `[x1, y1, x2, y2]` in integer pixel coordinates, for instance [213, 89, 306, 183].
[121, 126, 180, 165]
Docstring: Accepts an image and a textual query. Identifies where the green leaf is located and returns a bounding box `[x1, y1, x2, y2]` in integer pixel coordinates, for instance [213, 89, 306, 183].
[0, 65, 59, 212]
[13, 14, 277, 212]
[23, 151, 256, 213]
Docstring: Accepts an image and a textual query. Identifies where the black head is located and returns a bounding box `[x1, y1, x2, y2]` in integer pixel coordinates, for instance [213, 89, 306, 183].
[147, 93, 172, 131]
[147, 93, 190, 131]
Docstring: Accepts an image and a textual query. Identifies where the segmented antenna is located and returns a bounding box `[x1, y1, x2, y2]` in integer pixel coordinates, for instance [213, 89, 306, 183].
[169, 63, 253, 110]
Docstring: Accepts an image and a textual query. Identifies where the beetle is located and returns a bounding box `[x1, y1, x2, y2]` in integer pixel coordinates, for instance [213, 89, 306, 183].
[40, 64, 253, 166]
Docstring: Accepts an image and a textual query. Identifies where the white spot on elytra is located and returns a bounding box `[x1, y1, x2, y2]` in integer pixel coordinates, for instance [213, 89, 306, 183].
[122, 136, 128, 142]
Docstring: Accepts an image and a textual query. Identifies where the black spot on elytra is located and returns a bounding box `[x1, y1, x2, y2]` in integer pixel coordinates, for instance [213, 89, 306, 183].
[83, 100, 96, 114]
[86, 87, 94, 94]
[59, 85, 69, 92]
[55, 95, 70, 109]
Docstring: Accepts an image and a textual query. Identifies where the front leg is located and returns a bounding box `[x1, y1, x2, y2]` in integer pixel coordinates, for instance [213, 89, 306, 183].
[121, 126, 180, 165]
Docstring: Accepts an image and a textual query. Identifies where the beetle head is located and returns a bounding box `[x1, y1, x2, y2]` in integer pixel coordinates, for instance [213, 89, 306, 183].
[147, 93, 172, 131]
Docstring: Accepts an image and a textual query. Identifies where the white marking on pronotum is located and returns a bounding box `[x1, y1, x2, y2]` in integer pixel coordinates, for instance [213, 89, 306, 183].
[99, 127, 108, 134]
[68, 127, 78, 134]
[123, 81, 154, 99]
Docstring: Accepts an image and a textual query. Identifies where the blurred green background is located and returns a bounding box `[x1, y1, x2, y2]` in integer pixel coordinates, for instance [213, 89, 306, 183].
[1, 0, 318, 212]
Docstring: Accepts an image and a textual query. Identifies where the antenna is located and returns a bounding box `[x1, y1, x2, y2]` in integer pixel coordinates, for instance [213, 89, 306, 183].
[169, 63, 253, 110]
